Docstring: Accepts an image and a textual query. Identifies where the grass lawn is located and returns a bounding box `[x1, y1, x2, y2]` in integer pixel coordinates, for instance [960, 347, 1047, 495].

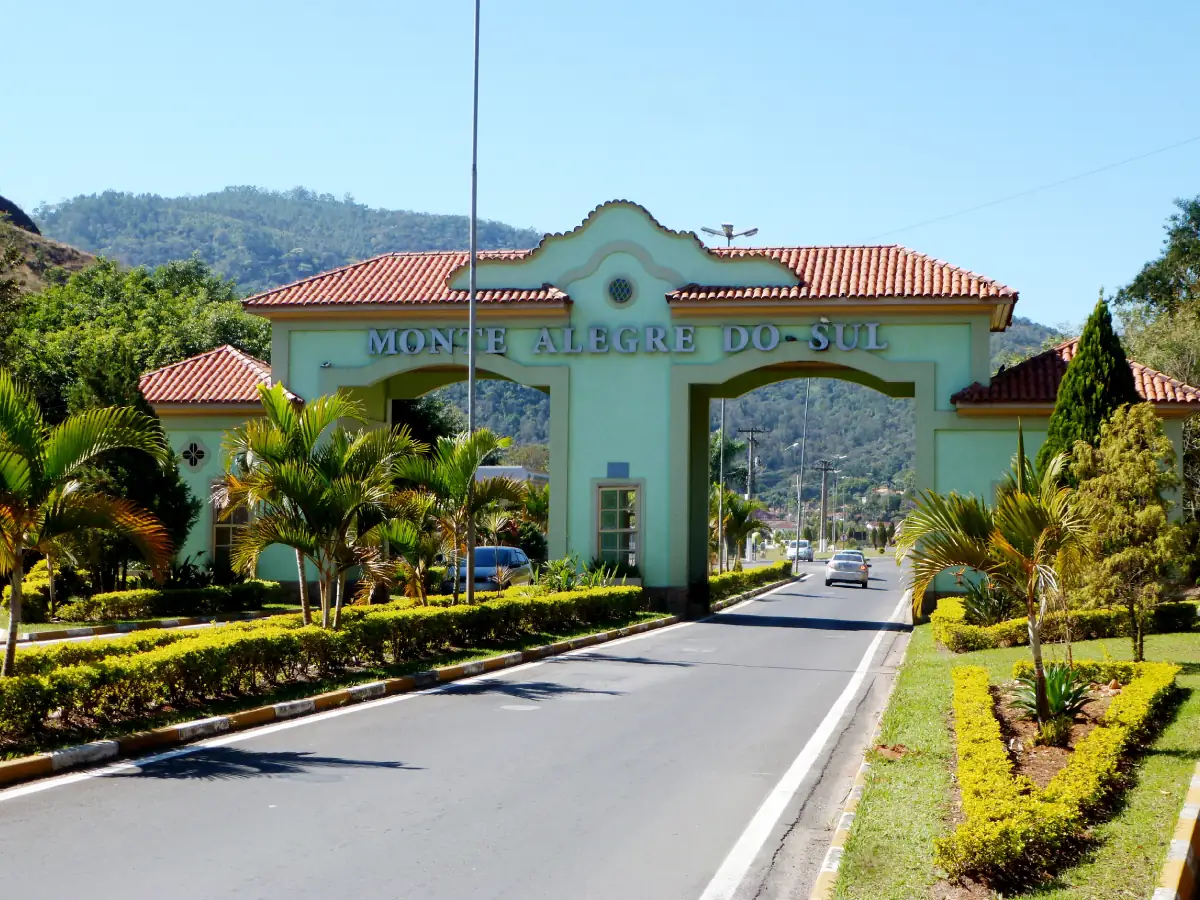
[834, 626, 1200, 899]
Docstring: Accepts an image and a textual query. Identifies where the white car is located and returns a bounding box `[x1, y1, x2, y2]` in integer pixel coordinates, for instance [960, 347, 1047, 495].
[825, 551, 869, 588]
[786, 539, 814, 562]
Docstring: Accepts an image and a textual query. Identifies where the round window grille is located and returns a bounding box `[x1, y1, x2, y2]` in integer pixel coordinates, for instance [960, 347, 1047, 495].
[607, 277, 634, 305]
[182, 441, 207, 469]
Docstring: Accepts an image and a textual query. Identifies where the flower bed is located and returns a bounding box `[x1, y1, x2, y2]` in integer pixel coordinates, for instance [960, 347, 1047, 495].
[709, 561, 793, 602]
[930, 596, 1199, 653]
[0, 586, 645, 742]
[937, 659, 1179, 880]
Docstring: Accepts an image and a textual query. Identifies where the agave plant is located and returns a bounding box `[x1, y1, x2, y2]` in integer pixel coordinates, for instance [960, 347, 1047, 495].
[1012, 663, 1090, 720]
[961, 577, 1021, 627]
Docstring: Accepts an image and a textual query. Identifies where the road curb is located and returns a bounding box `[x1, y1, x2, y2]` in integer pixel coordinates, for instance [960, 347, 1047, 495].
[710, 572, 804, 613]
[3, 609, 280, 645]
[808, 587, 912, 900]
[0, 574, 800, 791]
[1154, 762, 1200, 900]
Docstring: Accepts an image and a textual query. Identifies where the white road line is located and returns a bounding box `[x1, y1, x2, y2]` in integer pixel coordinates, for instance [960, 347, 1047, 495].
[696, 585, 909, 900]
[0, 576, 808, 803]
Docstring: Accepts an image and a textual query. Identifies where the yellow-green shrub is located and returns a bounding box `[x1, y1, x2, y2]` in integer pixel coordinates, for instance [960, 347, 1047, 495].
[709, 561, 792, 602]
[931, 597, 1198, 652]
[2, 575, 53, 624]
[0, 586, 647, 740]
[56, 580, 283, 622]
[936, 660, 1179, 879]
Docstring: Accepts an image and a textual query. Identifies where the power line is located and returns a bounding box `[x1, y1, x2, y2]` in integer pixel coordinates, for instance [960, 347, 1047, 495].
[862, 133, 1200, 242]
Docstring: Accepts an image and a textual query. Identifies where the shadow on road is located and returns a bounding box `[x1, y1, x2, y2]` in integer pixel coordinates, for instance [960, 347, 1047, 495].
[439, 680, 623, 701]
[708, 614, 911, 633]
[108, 747, 418, 781]
[562, 653, 694, 668]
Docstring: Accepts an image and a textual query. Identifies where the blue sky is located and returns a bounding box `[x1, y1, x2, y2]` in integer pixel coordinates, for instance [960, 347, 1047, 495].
[5, 0, 1199, 327]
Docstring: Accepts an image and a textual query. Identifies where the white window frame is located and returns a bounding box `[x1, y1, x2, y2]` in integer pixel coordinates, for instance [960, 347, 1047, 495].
[594, 482, 641, 568]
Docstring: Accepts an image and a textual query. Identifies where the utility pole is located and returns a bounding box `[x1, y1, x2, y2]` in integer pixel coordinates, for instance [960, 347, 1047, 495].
[816, 461, 833, 553]
[464, 0, 482, 605]
[738, 426, 768, 500]
[717, 399, 726, 573]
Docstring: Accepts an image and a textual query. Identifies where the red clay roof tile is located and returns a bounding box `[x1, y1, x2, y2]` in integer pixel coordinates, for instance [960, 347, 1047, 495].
[139, 345, 295, 406]
[242, 250, 566, 309]
[670, 246, 1016, 302]
[952, 339, 1200, 407]
[240, 244, 1015, 311]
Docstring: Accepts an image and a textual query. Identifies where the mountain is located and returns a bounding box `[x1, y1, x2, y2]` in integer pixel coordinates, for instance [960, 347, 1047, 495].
[36, 187, 542, 296]
[34, 187, 1062, 496]
[0, 219, 96, 294]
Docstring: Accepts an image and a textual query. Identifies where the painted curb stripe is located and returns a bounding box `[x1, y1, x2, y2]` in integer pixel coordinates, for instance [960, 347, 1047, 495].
[1156, 762, 1200, 900]
[0, 576, 784, 790]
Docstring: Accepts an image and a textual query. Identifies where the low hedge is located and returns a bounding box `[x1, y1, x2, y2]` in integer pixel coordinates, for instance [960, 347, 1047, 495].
[931, 596, 1199, 653]
[2, 575, 53, 624]
[0, 586, 646, 741]
[936, 660, 1179, 879]
[709, 561, 793, 602]
[56, 580, 284, 623]
[12, 628, 200, 677]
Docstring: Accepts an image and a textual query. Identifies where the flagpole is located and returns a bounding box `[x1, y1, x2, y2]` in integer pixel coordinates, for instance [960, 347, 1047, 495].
[465, 0, 480, 604]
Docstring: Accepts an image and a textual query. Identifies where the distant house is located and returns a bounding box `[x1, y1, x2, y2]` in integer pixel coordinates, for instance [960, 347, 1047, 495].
[477, 465, 548, 486]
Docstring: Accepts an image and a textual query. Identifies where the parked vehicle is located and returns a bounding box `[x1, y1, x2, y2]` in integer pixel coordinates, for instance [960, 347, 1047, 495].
[786, 539, 814, 562]
[825, 551, 869, 588]
[452, 546, 533, 591]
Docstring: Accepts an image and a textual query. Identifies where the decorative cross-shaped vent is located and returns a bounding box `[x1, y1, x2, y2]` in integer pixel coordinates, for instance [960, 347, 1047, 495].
[182, 441, 207, 470]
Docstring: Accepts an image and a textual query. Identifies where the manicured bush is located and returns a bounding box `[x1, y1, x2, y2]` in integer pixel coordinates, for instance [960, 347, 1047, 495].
[709, 561, 792, 602]
[936, 660, 1180, 879]
[931, 597, 1198, 652]
[56, 580, 284, 622]
[2, 571, 53, 624]
[0, 586, 647, 741]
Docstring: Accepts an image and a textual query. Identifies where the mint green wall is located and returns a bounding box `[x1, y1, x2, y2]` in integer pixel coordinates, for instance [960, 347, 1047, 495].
[151, 202, 1193, 607]
[160, 416, 295, 582]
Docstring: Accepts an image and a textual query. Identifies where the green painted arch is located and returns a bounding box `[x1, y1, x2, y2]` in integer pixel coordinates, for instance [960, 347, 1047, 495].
[317, 353, 571, 559]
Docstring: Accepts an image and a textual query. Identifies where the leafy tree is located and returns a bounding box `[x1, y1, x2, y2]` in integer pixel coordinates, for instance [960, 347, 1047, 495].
[1036, 295, 1140, 473]
[1072, 404, 1185, 661]
[519, 482, 549, 533]
[1118, 197, 1200, 317]
[0, 371, 173, 674]
[898, 431, 1091, 726]
[398, 429, 525, 604]
[390, 396, 465, 450]
[7, 257, 268, 423]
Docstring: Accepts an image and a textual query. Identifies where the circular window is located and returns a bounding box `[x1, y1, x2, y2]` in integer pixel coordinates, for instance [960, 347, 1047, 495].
[607, 277, 634, 305]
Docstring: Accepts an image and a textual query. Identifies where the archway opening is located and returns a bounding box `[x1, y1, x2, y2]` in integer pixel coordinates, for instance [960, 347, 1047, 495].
[706, 373, 916, 572]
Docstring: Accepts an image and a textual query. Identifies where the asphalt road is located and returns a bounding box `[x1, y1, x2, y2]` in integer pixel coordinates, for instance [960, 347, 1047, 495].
[0, 559, 909, 900]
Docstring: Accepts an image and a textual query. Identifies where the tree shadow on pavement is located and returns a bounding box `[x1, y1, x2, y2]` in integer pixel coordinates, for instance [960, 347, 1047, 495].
[709, 614, 910, 633]
[562, 653, 694, 668]
[108, 747, 419, 782]
[438, 680, 623, 702]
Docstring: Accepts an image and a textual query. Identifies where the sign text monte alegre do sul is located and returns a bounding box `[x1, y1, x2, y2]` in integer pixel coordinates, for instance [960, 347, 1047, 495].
[367, 322, 888, 357]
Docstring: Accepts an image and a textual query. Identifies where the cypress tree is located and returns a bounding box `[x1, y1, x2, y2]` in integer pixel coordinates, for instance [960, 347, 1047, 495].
[1036, 294, 1140, 472]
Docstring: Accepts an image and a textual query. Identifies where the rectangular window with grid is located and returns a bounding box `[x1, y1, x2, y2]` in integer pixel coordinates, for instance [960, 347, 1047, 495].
[597, 486, 638, 568]
[213, 499, 252, 574]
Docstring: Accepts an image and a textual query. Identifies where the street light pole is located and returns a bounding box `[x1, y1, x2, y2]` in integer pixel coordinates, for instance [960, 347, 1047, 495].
[465, 0, 481, 605]
[717, 399, 726, 574]
[795, 379, 811, 574]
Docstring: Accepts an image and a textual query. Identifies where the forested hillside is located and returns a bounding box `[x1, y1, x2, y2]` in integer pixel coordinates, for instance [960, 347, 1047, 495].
[37, 187, 542, 296]
[30, 186, 1062, 495]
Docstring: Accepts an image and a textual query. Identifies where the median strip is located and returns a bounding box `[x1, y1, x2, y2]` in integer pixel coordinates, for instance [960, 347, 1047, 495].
[1155, 763, 1200, 900]
[3, 609, 280, 645]
[0, 574, 797, 792]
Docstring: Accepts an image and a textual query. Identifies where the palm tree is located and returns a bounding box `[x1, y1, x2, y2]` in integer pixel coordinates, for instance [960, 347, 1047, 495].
[0, 371, 173, 674]
[224, 394, 423, 628]
[220, 385, 367, 625]
[520, 482, 549, 533]
[896, 429, 1091, 724]
[399, 429, 525, 604]
[366, 492, 447, 604]
[720, 490, 768, 572]
[479, 508, 514, 547]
